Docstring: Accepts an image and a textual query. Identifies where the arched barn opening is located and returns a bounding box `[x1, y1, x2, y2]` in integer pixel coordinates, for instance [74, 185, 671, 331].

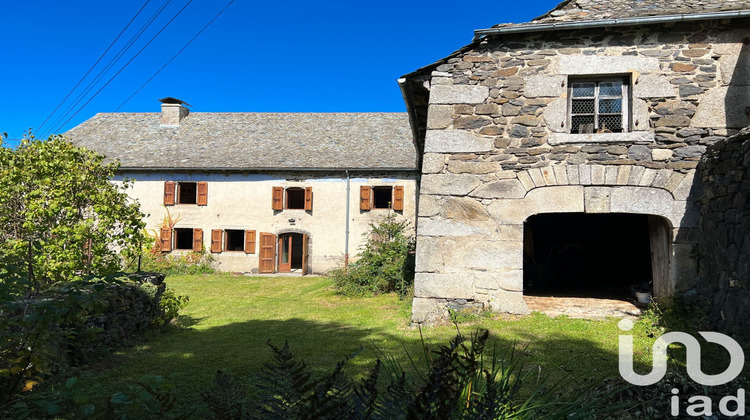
[523, 213, 671, 300]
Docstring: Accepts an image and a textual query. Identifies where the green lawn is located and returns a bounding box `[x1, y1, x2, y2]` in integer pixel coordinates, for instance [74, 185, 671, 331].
[73, 274, 660, 414]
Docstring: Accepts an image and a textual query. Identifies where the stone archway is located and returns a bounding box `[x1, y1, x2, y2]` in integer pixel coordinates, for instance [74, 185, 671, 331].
[483, 183, 695, 313]
[275, 228, 313, 275]
[412, 164, 700, 324]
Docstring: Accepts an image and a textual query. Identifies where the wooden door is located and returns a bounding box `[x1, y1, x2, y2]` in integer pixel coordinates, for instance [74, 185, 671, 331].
[278, 234, 292, 272]
[302, 234, 309, 275]
[259, 233, 276, 273]
[648, 216, 671, 297]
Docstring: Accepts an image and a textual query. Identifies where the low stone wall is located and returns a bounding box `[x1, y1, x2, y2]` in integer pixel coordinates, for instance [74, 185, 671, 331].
[3, 273, 167, 365]
[697, 127, 750, 338]
[87, 272, 166, 352]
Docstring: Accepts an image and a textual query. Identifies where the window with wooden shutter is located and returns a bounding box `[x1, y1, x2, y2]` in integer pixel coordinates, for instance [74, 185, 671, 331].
[197, 182, 208, 206]
[164, 181, 176, 206]
[192, 228, 203, 252]
[160, 228, 172, 252]
[392, 185, 404, 211]
[304, 187, 313, 211]
[245, 230, 256, 254]
[272, 187, 284, 210]
[224, 230, 245, 251]
[177, 182, 197, 204]
[360, 186, 371, 211]
[211, 229, 222, 253]
[372, 187, 393, 209]
[286, 187, 305, 209]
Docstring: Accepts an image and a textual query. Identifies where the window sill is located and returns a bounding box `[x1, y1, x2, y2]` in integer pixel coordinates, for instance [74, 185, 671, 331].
[548, 131, 654, 145]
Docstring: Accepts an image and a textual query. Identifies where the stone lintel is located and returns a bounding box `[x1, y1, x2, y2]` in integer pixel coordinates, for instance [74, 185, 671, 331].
[610, 186, 675, 223]
[558, 55, 659, 75]
[549, 132, 655, 145]
[584, 187, 612, 213]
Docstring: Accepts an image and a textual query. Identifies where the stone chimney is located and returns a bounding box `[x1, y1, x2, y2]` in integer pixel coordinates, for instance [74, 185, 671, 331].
[159, 97, 191, 126]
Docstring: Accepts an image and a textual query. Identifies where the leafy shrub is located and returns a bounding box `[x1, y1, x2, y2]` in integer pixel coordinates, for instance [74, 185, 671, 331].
[637, 294, 712, 337]
[0, 270, 110, 404]
[159, 288, 190, 325]
[329, 213, 415, 298]
[136, 247, 216, 276]
[0, 270, 174, 406]
[7, 376, 132, 419]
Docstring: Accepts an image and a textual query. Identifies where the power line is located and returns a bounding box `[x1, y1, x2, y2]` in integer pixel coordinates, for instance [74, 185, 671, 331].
[50, 0, 195, 136]
[34, 0, 151, 136]
[115, 0, 235, 112]
[42, 0, 175, 138]
[75, 0, 235, 140]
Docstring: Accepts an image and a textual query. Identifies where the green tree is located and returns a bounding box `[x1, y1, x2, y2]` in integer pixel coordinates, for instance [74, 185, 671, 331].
[0, 132, 145, 292]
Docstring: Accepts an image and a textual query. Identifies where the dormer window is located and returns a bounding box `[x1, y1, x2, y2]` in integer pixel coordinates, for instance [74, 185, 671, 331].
[568, 77, 629, 134]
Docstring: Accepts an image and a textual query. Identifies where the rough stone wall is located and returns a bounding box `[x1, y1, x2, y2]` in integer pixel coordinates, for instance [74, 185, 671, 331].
[413, 19, 750, 325]
[697, 127, 750, 338]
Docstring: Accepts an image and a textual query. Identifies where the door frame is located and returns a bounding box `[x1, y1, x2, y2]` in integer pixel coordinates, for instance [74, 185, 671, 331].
[277, 232, 309, 273]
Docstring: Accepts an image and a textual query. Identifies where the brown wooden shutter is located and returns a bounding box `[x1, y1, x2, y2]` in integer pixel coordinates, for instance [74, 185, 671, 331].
[272, 187, 284, 210]
[245, 230, 256, 254]
[210, 229, 222, 253]
[197, 182, 208, 206]
[259, 233, 276, 273]
[164, 181, 176, 205]
[360, 186, 371, 211]
[304, 187, 313, 211]
[160, 228, 172, 252]
[392, 186, 404, 211]
[192, 228, 203, 252]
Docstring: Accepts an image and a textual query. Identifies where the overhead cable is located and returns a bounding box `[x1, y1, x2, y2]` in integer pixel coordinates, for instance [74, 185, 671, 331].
[35, 0, 151, 136]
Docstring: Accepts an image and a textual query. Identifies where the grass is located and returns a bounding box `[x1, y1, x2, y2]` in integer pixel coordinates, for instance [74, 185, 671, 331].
[69, 273, 662, 415]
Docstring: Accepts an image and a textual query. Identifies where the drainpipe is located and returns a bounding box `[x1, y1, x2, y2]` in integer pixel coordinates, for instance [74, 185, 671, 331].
[345, 170, 351, 267]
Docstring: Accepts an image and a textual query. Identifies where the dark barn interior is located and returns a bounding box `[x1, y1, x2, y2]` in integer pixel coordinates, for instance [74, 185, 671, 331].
[523, 213, 654, 298]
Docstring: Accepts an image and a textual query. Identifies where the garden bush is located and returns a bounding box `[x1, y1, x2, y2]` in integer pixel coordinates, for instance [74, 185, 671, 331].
[329, 213, 415, 298]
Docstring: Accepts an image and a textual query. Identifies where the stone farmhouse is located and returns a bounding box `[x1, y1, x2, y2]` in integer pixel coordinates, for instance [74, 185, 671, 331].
[68, 99, 417, 274]
[398, 0, 750, 325]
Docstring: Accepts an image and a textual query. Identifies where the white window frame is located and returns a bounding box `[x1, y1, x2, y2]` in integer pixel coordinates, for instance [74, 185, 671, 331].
[567, 77, 630, 134]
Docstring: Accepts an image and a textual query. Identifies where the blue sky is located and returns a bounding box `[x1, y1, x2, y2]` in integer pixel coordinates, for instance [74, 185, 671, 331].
[1, 1, 562, 145]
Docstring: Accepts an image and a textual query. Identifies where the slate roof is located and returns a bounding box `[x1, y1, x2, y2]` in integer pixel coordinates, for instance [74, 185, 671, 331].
[66, 112, 416, 171]
[489, 0, 750, 30]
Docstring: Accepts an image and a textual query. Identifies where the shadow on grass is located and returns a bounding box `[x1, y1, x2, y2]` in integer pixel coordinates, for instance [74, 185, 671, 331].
[79, 317, 653, 416]
[173, 314, 206, 328]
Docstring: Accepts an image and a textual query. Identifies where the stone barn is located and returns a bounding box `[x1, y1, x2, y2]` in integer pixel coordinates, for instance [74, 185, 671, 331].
[399, 0, 750, 324]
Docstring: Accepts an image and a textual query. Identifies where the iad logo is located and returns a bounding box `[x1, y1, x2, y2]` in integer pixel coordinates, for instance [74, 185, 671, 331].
[618, 319, 746, 417]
